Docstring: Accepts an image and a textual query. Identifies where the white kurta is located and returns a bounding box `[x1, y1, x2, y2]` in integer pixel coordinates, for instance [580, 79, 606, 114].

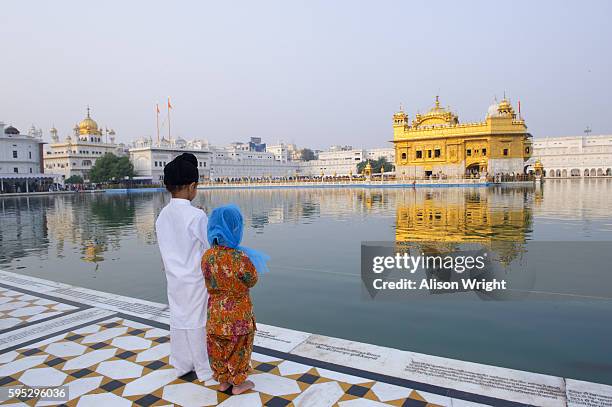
[156, 198, 212, 379]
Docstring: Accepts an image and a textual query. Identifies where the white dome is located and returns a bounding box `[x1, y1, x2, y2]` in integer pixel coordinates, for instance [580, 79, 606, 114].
[487, 102, 501, 118]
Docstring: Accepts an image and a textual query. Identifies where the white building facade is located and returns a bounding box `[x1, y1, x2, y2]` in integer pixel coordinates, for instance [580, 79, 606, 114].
[210, 146, 299, 180]
[366, 147, 395, 163]
[1, 122, 60, 193]
[129, 137, 212, 183]
[1, 123, 44, 175]
[298, 147, 395, 177]
[266, 143, 290, 163]
[44, 109, 125, 180]
[532, 135, 612, 178]
[129, 138, 301, 183]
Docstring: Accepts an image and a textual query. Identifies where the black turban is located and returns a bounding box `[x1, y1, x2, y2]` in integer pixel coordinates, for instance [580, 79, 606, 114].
[164, 153, 199, 186]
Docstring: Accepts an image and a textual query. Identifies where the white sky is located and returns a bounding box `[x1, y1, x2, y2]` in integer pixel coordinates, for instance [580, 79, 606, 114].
[2, 0, 611, 149]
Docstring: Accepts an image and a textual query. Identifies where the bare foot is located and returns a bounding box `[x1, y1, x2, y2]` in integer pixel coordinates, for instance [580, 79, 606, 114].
[218, 382, 231, 391]
[232, 380, 254, 395]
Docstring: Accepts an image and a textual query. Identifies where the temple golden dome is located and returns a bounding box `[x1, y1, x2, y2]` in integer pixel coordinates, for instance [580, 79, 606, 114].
[78, 107, 100, 135]
[413, 96, 459, 128]
[534, 160, 544, 170]
[496, 98, 515, 117]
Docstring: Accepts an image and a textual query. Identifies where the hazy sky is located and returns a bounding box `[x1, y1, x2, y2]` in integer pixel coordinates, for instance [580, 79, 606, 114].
[2, 1, 611, 149]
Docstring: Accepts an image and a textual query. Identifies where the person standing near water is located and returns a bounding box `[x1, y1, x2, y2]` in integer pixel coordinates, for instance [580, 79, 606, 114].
[155, 153, 213, 381]
[202, 204, 270, 395]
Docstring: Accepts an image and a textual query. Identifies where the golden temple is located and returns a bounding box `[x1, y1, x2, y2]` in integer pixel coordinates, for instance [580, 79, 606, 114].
[393, 96, 532, 177]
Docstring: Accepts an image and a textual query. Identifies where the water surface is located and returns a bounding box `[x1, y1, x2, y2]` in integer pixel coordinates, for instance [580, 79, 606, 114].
[1, 179, 611, 384]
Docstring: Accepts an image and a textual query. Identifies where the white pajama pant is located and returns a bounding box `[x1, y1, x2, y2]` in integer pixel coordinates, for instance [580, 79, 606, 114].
[169, 326, 213, 381]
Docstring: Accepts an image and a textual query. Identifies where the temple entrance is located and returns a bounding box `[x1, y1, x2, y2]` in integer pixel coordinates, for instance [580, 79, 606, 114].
[465, 163, 480, 176]
[424, 170, 433, 177]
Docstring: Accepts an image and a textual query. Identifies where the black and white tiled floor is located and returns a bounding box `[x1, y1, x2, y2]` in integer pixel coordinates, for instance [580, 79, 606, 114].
[0, 316, 455, 406]
[0, 287, 79, 331]
[1, 271, 610, 407]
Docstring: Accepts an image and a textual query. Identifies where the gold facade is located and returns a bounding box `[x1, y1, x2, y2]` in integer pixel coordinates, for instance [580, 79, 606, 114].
[393, 97, 532, 177]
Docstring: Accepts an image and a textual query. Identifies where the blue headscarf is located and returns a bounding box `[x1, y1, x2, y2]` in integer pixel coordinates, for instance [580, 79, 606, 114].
[207, 204, 270, 274]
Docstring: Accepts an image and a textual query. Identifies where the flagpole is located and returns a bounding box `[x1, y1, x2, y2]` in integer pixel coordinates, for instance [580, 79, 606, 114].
[156, 104, 160, 145]
[167, 97, 171, 141]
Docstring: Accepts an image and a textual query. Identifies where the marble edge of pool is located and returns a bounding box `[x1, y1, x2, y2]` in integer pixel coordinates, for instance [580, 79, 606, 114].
[1, 269, 611, 407]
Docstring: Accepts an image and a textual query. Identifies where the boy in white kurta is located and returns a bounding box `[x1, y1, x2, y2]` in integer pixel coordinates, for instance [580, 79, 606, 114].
[155, 153, 212, 381]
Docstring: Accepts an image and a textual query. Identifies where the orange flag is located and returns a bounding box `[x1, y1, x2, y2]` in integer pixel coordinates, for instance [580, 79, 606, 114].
[167, 97, 172, 109]
[156, 104, 160, 114]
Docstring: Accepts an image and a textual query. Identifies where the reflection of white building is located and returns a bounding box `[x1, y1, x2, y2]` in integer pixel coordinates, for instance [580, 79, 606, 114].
[44, 108, 126, 180]
[129, 137, 212, 183]
[532, 135, 612, 178]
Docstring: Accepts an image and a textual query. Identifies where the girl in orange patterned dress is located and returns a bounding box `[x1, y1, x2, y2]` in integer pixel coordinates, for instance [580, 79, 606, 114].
[201, 204, 269, 395]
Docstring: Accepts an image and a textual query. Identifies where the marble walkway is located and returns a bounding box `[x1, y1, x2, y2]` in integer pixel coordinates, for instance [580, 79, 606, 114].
[0, 270, 610, 407]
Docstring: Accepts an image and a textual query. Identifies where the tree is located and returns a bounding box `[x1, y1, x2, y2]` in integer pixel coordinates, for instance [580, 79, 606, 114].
[300, 148, 316, 161]
[65, 175, 84, 184]
[357, 157, 394, 174]
[89, 153, 135, 183]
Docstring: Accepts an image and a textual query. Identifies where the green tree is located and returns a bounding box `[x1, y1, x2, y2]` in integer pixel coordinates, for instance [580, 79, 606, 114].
[89, 153, 135, 183]
[65, 175, 84, 184]
[300, 148, 316, 161]
[357, 157, 394, 174]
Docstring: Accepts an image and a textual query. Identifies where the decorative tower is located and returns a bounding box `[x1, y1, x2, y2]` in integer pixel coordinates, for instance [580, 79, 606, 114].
[393, 103, 408, 139]
[50, 126, 59, 143]
[364, 160, 373, 180]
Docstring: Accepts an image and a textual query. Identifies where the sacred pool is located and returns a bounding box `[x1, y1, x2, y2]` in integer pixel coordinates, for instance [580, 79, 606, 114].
[1, 179, 611, 385]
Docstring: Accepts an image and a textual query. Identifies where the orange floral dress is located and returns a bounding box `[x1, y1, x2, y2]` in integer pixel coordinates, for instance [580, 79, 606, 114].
[201, 245, 258, 385]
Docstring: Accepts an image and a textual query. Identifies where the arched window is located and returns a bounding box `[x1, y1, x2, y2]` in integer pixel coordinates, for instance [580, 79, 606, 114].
[401, 152, 407, 160]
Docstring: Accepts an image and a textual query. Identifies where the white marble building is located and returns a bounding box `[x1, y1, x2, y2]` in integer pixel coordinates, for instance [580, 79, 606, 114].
[44, 108, 126, 180]
[366, 147, 395, 163]
[129, 138, 300, 182]
[210, 146, 299, 180]
[299, 147, 394, 176]
[532, 135, 612, 177]
[266, 143, 290, 163]
[129, 137, 212, 183]
[0, 122, 44, 175]
[0, 121, 60, 193]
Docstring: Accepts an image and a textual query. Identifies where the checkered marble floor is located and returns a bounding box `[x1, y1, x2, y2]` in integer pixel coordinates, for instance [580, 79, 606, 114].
[0, 287, 79, 331]
[6, 271, 603, 407]
[0, 316, 453, 406]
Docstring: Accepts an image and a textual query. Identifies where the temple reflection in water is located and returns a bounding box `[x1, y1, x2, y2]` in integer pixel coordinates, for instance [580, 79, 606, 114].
[2, 180, 611, 273]
[393, 186, 537, 297]
[395, 187, 533, 243]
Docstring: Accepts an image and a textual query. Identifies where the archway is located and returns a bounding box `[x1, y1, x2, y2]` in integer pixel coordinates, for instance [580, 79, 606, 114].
[584, 169, 590, 177]
[597, 168, 604, 176]
[465, 163, 480, 176]
[556, 169, 561, 177]
[562, 169, 567, 177]
[571, 169, 580, 177]
[590, 168, 597, 176]
[607, 168, 612, 176]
